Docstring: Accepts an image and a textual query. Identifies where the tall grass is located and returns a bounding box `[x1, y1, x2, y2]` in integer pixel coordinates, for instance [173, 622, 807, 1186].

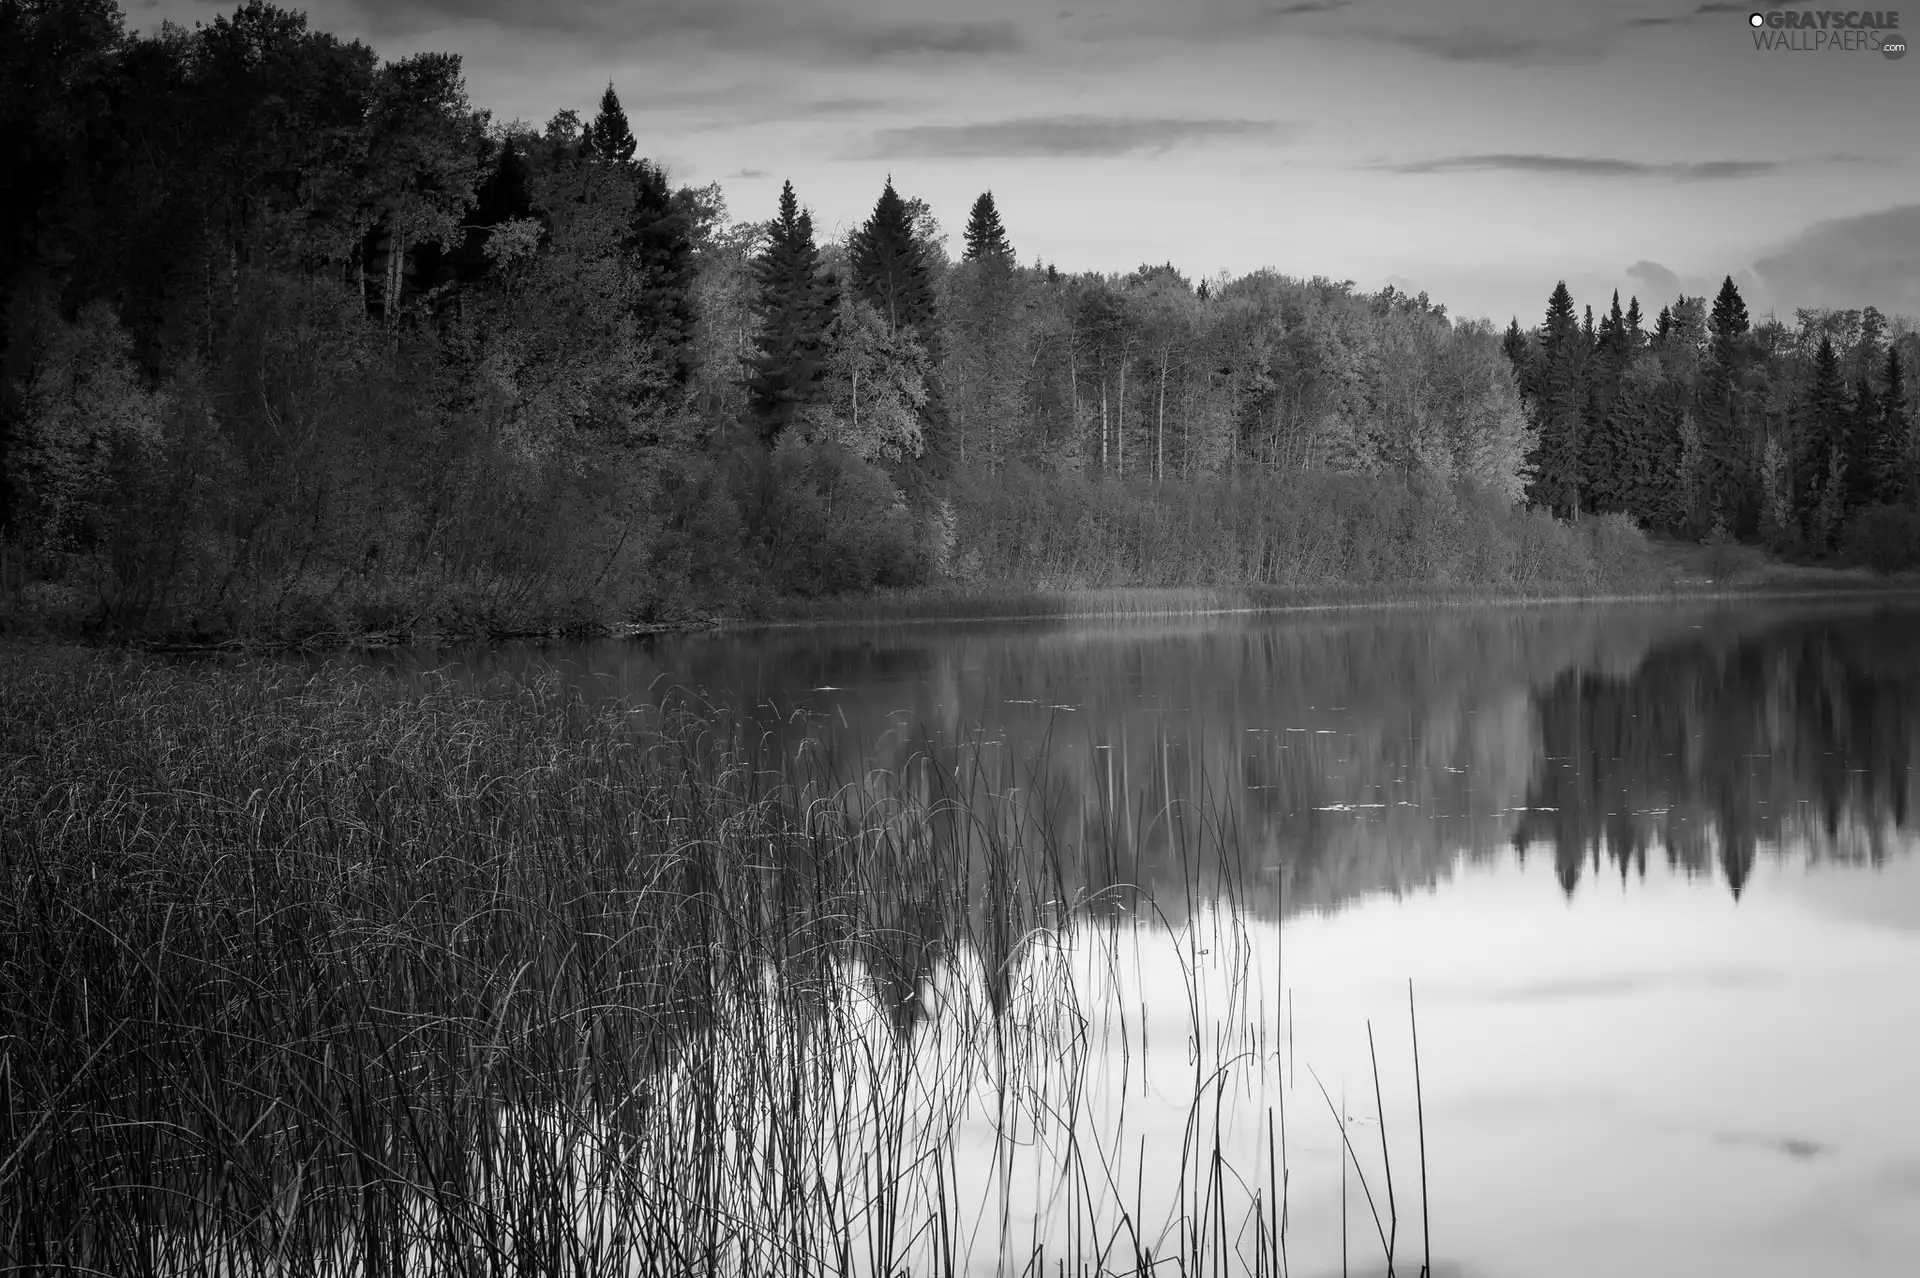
[0, 646, 1429, 1276]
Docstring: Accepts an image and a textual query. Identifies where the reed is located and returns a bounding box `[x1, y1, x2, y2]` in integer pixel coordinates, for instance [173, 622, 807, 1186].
[1, 644, 1431, 1276]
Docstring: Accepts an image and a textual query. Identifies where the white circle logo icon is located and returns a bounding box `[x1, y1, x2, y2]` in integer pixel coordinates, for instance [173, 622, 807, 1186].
[1748, 11, 1764, 26]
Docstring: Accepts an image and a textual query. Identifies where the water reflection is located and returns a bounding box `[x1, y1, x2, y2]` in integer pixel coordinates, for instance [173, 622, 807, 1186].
[366, 601, 1920, 918]
[339, 600, 1920, 1277]
[1514, 613, 1920, 898]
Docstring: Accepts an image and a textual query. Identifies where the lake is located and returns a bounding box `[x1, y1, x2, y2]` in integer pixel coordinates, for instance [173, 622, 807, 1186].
[355, 598, 1920, 1278]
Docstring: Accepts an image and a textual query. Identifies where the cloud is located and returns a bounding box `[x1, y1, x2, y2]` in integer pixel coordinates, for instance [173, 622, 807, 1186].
[1750, 203, 1920, 317]
[840, 21, 1022, 57]
[1372, 153, 1778, 179]
[1626, 260, 1683, 300]
[1367, 25, 1604, 66]
[1621, 2, 1749, 29]
[1256, 1, 1352, 16]
[859, 114, 1291, 159]
[728, 168, 770, 180]
[329, 1, 1024, 62]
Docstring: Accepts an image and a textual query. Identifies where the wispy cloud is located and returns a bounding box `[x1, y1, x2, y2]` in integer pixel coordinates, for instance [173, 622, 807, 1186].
[859, 114, 1292, 159]
[1372, 153, 1779, 179]
[840, 21, 1022, 58]
[1621, 2, 1749, 30]
[1369, 26, 1606, 66]
[332, 0, 1024, 62]
[1256, 1, 1352, 17]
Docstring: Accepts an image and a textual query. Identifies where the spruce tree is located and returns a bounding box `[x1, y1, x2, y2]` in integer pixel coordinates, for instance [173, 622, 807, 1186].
[851, 179, 939, 343]
[581, 81, 636, 166]
[1525, 282, 1585, 519]
[1648, 383, 1689, 531]
[1581, 290, 1630, 513]
[627, 158, 696, 386]
[961, 191, 1013, 263]
[575, 83, 695, 387]
[1609, 295, 1654, 520]
[1700, 276, 1751, 534]
[1875, 345, 1911, 504]
[1708, 275, 1748, 348]
[1845, 375, 1879, 514]
[1501, 317, 1529, 377]
[747, 180, 837, 447]
[851, 179, 949, 492]
[1795, 336, 1846, 546]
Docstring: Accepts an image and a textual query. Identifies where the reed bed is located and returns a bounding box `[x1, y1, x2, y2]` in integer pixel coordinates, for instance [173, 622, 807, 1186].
[0, 645, 1429, 1277]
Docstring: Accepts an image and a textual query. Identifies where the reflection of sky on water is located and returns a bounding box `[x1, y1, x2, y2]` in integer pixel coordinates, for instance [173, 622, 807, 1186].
[349, 598, 1920, 1275]
[920, 844, 1920, 1278]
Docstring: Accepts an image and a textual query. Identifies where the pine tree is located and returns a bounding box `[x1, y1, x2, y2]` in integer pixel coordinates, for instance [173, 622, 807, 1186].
[1708, 275, 1748, 348]
[1875, 345, 1911, 504]
[1845, 375, 1878, 515]
[1501, 317, 1529, 376]
[961, 191, 1013, 263]
[1655, 305, 1673, 346]
[851, 179, 938, 343]
[581, 81, 636, 166]
[747, 180, 837, 447]
[627, 158, 696, 386]
[1699, 276, 1751, 534]
[1625, 296, 1644, 349]
[1581, 291, 1631, 513]
[851, 179, 948, 492]
[573, 83, 694, 388]
[1525, 282, 1584, 519]
[1612, 362, 1655, 521]
[1795, 335, 1846, 547]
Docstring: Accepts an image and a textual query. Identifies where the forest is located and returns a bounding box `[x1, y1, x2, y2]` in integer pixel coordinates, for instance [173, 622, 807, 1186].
[3, 0, 1917, 642]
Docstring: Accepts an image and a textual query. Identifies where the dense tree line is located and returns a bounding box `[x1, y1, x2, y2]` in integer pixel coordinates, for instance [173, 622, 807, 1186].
[1505, 278, 1920, 564]
[1, 2, 1912, 641]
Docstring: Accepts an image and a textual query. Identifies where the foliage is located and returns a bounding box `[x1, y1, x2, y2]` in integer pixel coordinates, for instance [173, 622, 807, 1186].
[11, 0, 1915, 643]
[1507, 276, 1919, 554]
[796, 294, 930, 464]
[1843, 503, 1920, 573]
[763, 438, 922, 594]
[961, 190, 1013, 264]
[746, 180, 836, 447]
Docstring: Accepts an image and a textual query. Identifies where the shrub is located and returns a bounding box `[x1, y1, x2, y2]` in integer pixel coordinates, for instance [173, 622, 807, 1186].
[766, 438, 922, 595]
[1843, 504, 1920, 574]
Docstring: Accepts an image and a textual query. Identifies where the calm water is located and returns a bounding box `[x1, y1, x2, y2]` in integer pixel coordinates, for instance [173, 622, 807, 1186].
[355, 599, 1920, 1277]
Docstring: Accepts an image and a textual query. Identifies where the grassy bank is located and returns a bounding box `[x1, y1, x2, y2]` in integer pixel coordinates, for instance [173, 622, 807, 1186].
[0, 647, 1414, 1277]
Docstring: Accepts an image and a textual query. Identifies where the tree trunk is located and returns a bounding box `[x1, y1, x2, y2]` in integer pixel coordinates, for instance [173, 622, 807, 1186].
[1157, 348, 1169, 483]
[1069, 341, 1080, 459]
[1100, 379, 1109, 474]
[385, 213, 405, 328]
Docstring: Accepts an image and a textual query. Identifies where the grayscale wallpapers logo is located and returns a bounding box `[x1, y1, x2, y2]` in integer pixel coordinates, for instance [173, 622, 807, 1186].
[1747, 9, 1905, 57]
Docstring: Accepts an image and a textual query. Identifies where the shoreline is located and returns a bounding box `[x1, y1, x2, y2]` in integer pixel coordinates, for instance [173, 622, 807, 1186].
[724, 575, 1920, 633]
[4, 569, 1911, 659]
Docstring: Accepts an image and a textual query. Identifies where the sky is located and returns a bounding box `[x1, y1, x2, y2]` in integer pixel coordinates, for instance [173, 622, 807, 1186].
[130, 0, 1919, 327]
